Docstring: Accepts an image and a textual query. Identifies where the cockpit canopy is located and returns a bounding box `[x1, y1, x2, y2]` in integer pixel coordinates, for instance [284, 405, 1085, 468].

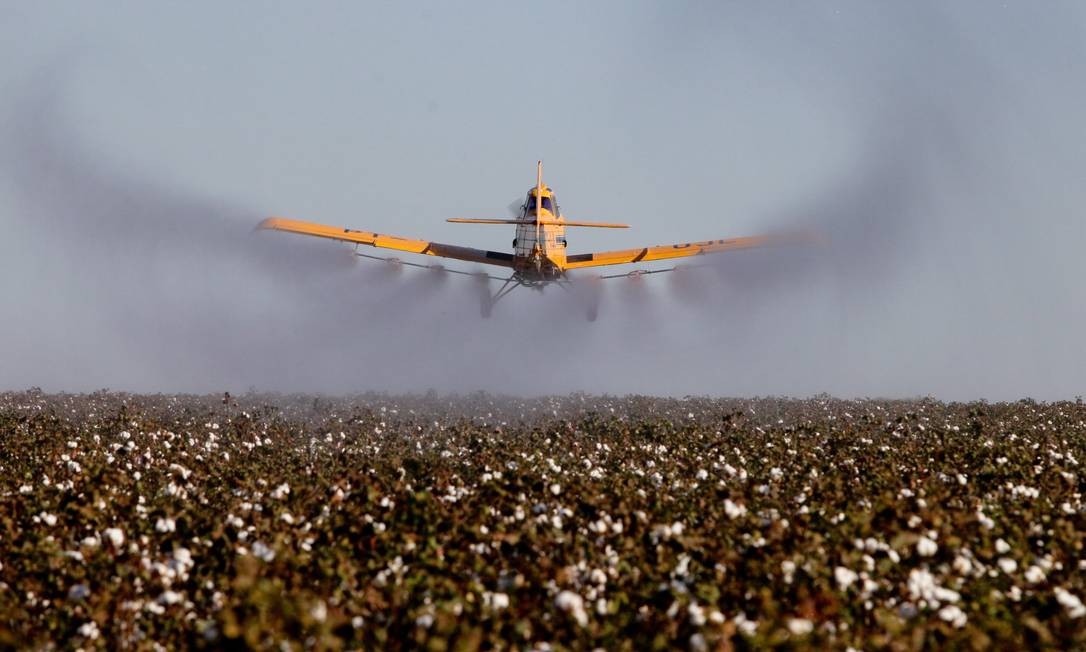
[525, 190, 557, 214]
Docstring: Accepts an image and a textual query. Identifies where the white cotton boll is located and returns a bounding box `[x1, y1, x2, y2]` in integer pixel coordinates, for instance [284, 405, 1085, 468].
[907, 568, 960, 605]
[976, 510, 995, 530]
[696, 469, 708, 481]
[688, 602, 707, 626]
[550, 483, 561, 496]
[998, 558, 1017, 574]
[689, 633, 707, 652]
[104, 528, 125, 547]
[488, 592, 510, 610]
[953, 555, 973, 575]
[590, 568, 607, 585]
[173, 547, 193, 567]
[938, 604, 967, 628]
[168, 464, 192, 480]
[251, 541, 275, 562]
[1055, 587, 1086, 618]
[786, 618, 813, 636]
[555, 591, 588, 627]
[155, 518, 176, 533]
[781, 560, 796, 584]
[835, 567, 858, 590]
[996, 539, 1011, 554]
[724, 499, 746, 520]
[1025, 566, 1045, 584]
[734, 614, 758, 637]
[916, 536, 938, 557]
[415, 612, 434, 629]
[78, 622, 100, 640]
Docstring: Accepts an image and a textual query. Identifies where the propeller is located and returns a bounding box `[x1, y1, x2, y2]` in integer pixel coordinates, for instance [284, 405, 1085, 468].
[507, 197, 526, 218]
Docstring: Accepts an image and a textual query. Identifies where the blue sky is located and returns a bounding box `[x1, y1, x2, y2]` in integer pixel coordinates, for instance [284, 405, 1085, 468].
[2, 2, 1084, 398]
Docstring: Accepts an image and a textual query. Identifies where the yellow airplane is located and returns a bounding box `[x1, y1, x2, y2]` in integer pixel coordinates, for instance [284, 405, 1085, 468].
[258, 162, 777, 320]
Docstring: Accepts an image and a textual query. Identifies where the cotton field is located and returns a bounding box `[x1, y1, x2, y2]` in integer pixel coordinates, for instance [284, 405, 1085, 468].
[1, 390, 1084, 649]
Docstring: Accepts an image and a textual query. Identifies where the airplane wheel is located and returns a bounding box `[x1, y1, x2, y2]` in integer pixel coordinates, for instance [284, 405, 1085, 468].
[586, 306, 598, 322]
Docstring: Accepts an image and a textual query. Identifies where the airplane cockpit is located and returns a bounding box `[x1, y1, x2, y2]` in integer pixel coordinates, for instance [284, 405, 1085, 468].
[524, 191, 558, 215]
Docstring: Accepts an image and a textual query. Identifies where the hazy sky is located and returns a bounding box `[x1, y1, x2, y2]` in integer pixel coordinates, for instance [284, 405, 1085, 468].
[1, 2, 1084, 399]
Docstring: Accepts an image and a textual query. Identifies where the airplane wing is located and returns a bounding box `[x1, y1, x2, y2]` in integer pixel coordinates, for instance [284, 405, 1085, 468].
[257, 217, 515, 269]
[562, 234, 775, 269]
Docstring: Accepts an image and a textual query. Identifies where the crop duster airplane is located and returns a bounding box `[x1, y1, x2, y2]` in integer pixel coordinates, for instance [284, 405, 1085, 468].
[258, 162, 778, 320]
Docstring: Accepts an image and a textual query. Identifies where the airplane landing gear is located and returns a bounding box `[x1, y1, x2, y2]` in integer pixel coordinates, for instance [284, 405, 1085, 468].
[477, 273, 519, 319]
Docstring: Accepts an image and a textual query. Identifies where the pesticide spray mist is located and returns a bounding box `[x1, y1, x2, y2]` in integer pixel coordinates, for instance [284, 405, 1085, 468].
[1, 20, 1084, 399]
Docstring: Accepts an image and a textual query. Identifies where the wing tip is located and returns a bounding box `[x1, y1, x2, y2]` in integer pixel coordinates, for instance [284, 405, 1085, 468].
[254, 217, 281, 233]
[254, 216, 301, 234]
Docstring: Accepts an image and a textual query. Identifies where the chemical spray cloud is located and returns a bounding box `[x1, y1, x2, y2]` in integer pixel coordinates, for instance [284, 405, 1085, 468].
[2, 17, 1083, 399]
[0, 74, 1039, 399]
[690, 108, 939, 305]
[0, 72, 629, 394]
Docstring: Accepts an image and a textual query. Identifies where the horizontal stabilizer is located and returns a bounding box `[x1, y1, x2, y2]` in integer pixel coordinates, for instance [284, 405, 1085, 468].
[448, 218, 629, 228]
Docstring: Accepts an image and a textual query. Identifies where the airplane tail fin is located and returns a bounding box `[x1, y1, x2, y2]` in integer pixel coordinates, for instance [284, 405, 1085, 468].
[535, 160, 543, 242]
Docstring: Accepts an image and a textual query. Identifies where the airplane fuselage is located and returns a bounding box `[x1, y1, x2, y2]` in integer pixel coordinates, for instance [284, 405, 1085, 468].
[511, 186, 567, 284]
